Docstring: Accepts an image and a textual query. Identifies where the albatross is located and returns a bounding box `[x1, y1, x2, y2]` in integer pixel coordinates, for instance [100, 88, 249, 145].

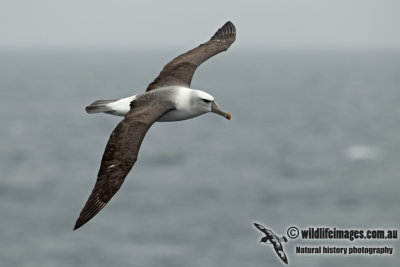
[74, 21, 236, 230]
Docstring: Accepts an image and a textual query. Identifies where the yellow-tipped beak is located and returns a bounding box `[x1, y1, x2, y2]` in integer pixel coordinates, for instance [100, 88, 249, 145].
[211, 101, 231, 120]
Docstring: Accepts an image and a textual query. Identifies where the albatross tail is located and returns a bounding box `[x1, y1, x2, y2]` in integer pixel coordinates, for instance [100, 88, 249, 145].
[85, 95, 135, 116]
[85, 99, 117, 114]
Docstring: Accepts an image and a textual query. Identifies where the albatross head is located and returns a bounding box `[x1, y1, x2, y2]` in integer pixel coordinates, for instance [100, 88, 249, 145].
[192, 90, 231, 120]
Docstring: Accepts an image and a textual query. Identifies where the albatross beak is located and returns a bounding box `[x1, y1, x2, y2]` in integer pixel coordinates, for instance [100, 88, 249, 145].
[211, 101, 231, 120]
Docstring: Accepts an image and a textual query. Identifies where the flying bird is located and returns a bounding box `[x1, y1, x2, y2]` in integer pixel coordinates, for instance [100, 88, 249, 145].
[254, 222, 289, 264]
[74, 21, 236, 230]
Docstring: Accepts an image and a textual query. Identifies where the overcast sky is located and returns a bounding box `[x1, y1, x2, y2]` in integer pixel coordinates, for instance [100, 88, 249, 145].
[1, 0, 399, 50]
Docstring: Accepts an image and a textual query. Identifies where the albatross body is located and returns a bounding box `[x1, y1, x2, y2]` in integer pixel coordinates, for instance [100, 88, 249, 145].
[74, 21, 236, 230]
[86, 86, 230, 121]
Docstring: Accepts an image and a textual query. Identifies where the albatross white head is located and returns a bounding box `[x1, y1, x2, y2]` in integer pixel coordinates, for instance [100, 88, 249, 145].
[158, 87, 231, 122]
[191, 89, 232, 119]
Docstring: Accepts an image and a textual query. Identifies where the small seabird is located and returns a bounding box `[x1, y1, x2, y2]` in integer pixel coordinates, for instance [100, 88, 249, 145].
[254, 222, 289, 264]
[74, 22, 236, 230]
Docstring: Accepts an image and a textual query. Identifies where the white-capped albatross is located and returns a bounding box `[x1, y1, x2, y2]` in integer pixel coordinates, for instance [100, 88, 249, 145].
[74, 21, 236, 230]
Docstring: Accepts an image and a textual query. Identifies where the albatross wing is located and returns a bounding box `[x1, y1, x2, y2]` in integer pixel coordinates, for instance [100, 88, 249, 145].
[254, 222, 269, 234]
[273, 246, 289, 264]
[146, 21, 236, 91]
[74, 92, 175, 230]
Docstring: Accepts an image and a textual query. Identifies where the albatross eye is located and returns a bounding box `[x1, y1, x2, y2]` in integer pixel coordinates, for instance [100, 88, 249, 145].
[202, 99, 212, 103]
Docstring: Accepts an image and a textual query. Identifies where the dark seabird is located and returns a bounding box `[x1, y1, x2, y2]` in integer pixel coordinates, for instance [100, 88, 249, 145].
[74, 21, 236, 230]
[254, 222, 289, 264]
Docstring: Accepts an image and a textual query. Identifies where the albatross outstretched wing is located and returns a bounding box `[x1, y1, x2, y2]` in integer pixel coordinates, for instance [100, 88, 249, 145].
[146, 21, 236, 91]
[254, 222, 270, 234]
[74, 92, 175, 230]
[273, 246, 289, 264]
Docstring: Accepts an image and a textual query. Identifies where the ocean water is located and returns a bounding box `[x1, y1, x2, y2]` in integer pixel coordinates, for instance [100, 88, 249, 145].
[0, 49, 399, 267]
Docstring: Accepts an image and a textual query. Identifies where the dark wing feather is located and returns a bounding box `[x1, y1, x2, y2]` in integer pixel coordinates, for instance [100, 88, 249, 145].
[74, 93, 175, 230]
[146, 21, 236, 91]
[273, 245, 289, 264]
[254, 222, 268, 234]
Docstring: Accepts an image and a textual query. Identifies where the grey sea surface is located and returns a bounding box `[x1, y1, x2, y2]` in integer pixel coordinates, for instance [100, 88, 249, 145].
[1, 49, 399, 267]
